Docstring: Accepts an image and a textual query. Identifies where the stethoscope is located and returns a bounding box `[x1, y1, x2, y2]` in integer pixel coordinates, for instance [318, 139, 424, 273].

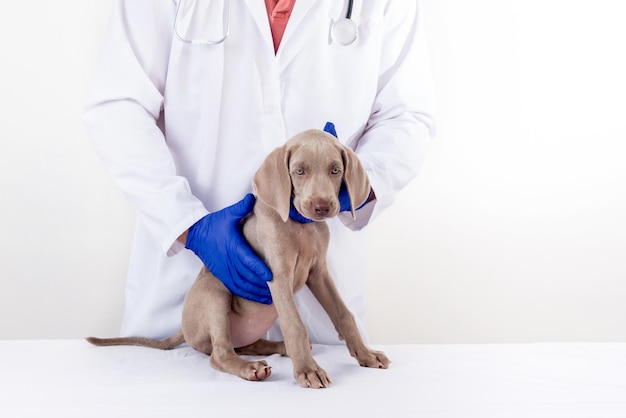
[174, 0, 357, 46]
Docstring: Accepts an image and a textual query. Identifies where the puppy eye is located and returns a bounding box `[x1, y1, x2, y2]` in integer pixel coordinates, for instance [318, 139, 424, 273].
[294, 168, 305, 175]
[331, 167, 341, 175]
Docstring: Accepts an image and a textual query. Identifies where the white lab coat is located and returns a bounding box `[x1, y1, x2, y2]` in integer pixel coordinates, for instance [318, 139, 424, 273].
[84, 0, 435, 344]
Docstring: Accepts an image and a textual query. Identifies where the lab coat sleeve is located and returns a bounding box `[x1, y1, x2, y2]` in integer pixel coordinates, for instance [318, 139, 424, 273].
[340, 0, 436, 230]
[83, 0, 208, 256]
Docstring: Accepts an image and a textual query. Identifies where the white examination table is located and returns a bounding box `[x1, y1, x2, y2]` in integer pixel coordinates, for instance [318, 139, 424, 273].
[1, 341, 625, 417]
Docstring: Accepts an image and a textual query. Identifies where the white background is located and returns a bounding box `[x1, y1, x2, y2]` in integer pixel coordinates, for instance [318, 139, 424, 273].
[0, 1, 624, 343]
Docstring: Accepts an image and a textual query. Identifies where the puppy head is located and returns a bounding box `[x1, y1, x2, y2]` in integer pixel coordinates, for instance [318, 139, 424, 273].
[253, 129, 370, 222]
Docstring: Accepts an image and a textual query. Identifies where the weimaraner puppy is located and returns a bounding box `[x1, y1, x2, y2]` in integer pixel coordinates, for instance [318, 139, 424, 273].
[87, 129, 390, 388]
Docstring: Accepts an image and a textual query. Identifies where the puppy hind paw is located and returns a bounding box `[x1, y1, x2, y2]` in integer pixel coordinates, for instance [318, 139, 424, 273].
[235, 339, 287, 356]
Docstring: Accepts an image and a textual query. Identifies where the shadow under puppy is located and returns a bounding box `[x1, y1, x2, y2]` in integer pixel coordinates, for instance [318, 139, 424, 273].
[87, 129, 390, 388]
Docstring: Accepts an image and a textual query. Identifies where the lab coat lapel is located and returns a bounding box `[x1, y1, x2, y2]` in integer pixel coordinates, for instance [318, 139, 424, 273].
[280, 0, 317, 54]
[242, 0, 274, 51]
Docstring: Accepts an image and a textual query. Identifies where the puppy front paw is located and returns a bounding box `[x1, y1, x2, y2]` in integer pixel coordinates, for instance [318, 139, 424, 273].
[351, 347, 391, 369]
[294, 363, 331, 388]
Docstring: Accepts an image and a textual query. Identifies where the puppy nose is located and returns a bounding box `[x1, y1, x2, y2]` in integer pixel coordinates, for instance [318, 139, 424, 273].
[314, 204, 330, 216]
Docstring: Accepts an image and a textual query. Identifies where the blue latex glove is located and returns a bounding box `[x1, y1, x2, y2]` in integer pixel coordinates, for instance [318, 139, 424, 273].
[323, 121, 338, 138]
[338, 183, 353, 212]
[338, 182, 370, 212]
[185, 194, 273, 304]
[289, 197, 314, 223]
[325, 121, 370, 213]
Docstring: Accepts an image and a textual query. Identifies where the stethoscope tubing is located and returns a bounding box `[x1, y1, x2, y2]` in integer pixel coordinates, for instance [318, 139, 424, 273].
[174, 0, 232, 45]
[346, 0, 354, 20]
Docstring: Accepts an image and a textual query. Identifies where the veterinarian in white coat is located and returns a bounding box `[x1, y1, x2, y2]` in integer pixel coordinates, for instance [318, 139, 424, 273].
[84, 0, 435, 344]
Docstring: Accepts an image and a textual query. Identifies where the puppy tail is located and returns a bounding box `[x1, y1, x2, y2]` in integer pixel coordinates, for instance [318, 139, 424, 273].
[86, 329, 185, 350]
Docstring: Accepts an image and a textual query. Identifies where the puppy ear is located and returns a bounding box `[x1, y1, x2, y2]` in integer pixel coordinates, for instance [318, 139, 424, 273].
[253, 145, 292, 222]
[341, 145, 371, 220]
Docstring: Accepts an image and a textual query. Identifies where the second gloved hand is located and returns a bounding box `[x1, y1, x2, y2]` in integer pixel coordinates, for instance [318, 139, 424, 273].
[185, 194, 273, 304]
[324, 121, 371, 213]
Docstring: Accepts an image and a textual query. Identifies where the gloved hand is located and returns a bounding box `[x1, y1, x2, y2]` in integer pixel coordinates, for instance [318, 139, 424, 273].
[185, 194, 273, 304]
[323, 121, 338, 138]
[338, 183, 354, 212]
[289, 197, 314, 223]
[325, 121, 370, 213]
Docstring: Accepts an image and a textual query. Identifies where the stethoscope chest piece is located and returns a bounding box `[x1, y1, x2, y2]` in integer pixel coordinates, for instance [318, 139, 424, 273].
[331, 18, 358, 46]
